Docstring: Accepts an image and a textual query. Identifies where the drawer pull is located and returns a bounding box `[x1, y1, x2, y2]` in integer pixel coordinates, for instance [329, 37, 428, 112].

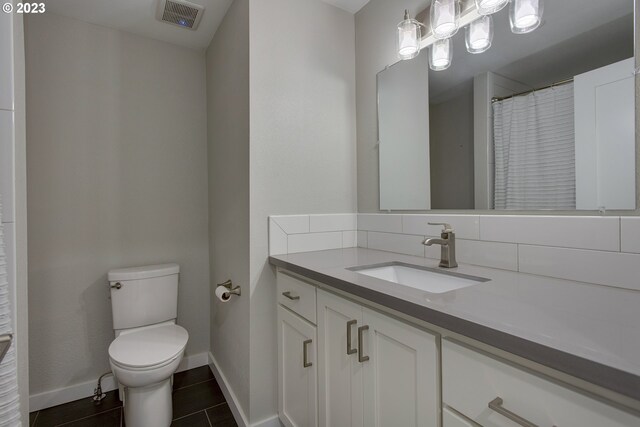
[357, 325, 369, 363]
[489, 397, 541, 427]
[282, 291, 300, 301]
[346, 320, 357, 355]
[303, 339, 313, 368]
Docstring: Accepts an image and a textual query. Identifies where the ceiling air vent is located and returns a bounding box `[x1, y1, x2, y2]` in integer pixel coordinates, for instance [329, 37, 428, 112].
[157, 0, 204, 30]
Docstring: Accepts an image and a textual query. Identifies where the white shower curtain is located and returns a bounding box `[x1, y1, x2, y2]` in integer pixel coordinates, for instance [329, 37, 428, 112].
[0, 197, 21, 426]
[493, 83, 576, 210]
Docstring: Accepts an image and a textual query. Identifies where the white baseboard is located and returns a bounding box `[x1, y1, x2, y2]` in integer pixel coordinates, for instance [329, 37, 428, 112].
[176, 351, 209, 373]
[29, 373, 118, 413]
[208, 352, 250, 427]
[30, 352, 209, 412]
[252, 414, 282, 427]
[207, 352, 282, 427]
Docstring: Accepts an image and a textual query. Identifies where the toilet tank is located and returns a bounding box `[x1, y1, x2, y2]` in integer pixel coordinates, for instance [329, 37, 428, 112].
[108, 263, 180, 331]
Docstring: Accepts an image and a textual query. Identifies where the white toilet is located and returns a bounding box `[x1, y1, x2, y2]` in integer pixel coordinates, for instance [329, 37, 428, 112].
[107, 263, 189, 427]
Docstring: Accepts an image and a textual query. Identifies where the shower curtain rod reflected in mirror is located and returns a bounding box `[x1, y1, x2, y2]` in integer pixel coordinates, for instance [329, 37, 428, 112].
[492, 77, 574, 102]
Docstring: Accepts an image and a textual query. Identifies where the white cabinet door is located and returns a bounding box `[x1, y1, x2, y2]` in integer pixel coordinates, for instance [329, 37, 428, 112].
[317, 290, 364, 427]
[278, 306, 317, 427]
[361, 307, 440, 427]
[574, 57, 636, 209]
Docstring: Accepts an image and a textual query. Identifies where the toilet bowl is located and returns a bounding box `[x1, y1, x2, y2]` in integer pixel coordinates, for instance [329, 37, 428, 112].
[107, 263, 187, 427]
[109, 323, 189, 427]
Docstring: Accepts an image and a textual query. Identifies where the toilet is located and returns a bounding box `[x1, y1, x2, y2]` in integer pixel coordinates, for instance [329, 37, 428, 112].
[107, 263, 188, 427]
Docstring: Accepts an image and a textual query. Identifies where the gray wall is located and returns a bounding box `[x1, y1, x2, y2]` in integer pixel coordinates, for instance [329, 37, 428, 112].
[204, 0, 356, 423]
[429, 88, 475, 209]
[25, 13, 210, 396]
[206, 0, 251, 418]
[249, 0, 357, 421]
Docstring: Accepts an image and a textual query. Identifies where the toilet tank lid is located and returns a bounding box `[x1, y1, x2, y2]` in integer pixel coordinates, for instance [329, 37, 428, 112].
[108, 263, 179, 282]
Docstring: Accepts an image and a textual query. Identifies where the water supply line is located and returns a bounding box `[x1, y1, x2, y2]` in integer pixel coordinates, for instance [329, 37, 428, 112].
[93, 372, 113, 405]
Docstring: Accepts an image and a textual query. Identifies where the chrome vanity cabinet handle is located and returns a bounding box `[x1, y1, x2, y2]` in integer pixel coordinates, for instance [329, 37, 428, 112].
[357, 325, 369, 363]
[303, 339, 313, 368]
[346, 320, 357, 355]
[488, 397, 544, 427]
[282, 291, 300, 301]
[111, 282, 122, 289]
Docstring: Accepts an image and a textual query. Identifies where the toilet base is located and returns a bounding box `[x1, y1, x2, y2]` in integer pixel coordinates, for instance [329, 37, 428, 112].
[123, 378, 172, 427]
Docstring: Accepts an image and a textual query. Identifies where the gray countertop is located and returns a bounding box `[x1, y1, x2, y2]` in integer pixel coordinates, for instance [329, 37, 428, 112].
[269, 247, 640, 402]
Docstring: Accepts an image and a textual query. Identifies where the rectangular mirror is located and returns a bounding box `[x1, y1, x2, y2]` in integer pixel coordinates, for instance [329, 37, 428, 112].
[378, 54, 431, 210]
[377, 0, 635, 211]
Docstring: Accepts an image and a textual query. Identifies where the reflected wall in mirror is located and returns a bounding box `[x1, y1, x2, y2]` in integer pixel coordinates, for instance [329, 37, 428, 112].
[377, 0, 635, 211]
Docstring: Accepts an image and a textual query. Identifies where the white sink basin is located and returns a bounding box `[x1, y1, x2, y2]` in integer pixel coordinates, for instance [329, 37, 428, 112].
[348, 262, 489, 294]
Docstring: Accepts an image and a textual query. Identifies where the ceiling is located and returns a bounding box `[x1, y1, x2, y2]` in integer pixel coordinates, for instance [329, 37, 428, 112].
[43, 0, 234, 50]
[43, 0, 370, 50]
[428, 0, 634, 103]
[321, 0, 371, 14]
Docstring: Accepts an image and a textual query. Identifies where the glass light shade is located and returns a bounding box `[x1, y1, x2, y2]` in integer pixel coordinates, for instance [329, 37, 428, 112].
[429, 38, 452, 71]
[430, 0, 460, 40]
[465, 15, 493, 54]
[510, 0, 543, 34]
[397, 15, 422, 60]
[475, 0, 509, 15]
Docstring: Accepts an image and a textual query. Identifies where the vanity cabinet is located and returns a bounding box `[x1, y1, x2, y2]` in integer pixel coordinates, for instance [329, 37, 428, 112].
[317, 289, 439, 427]
[277, 269, 640, 427]
[277, 305, 317, 427]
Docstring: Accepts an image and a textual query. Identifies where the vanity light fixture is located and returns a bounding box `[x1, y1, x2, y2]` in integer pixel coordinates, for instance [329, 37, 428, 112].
[510, 0, 543, 34]
[430, 0, 460, 40]
[396, 0, 542, 72]
[466, 15, 493, 54]
[475, 0, 509, 16]
[397, 9, 426, 60]
[429, 38, 452, 71]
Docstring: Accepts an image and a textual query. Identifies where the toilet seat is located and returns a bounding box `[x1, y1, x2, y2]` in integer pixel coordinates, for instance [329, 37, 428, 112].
[109, 324, 188, 370]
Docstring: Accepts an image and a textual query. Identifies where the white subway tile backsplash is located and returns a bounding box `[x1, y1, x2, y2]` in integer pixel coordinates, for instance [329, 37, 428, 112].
[357, 231, 368, 248]
[621, 218, 640, 254]
[519, 245, 640, 291]
[0, 111, 14, 223]
[480, 216, 620, 251]
[342, 231, 357, 248]
[269, 213, 640, 292]
[358, 214, 402, 233]
[288, 232, 343, 254]
[310, 214, 357, 232]
[268, 219, 288, 255]
[367, 232, 425, 257]
[402, 214, 480, 240]
[269, 214, 358, 256]
[456, 240, 518, 271]
[273, 215, 309, 234]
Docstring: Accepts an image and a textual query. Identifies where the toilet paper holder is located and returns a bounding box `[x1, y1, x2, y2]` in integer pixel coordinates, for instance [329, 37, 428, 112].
[217, 279, 241, 297]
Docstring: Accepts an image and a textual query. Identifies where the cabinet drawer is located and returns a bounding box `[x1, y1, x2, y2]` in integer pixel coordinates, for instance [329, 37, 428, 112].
[278, 272, 317, 324]
[442, 339, 640, 427]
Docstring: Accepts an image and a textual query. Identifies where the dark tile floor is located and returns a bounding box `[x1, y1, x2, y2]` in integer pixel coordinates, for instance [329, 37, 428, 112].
[29, 366, 237, 427]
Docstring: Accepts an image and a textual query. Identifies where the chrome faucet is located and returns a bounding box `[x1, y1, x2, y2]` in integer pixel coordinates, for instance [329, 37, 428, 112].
[422, 223, 458, 268]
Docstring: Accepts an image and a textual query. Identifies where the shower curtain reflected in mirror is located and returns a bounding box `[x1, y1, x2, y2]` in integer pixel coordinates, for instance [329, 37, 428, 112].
[493, 83, 576, 210]
[0, 197, 21, 425]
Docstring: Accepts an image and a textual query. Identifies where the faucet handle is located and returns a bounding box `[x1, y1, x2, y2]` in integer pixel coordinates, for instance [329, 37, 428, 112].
[428, 222, 454, 233]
